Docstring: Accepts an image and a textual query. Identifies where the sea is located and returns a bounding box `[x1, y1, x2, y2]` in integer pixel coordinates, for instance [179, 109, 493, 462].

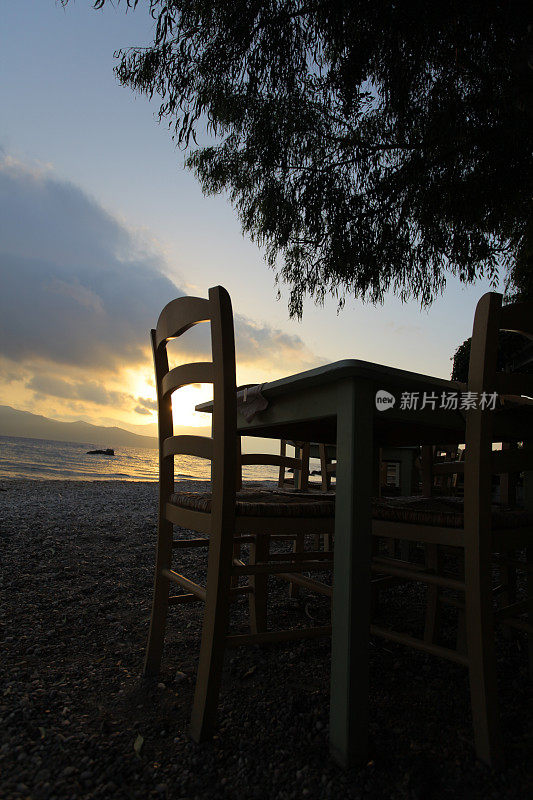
[0, 435, 288, 482]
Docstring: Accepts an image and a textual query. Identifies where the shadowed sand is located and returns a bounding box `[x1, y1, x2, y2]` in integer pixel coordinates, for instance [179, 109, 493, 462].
[0, 479, 529, 799]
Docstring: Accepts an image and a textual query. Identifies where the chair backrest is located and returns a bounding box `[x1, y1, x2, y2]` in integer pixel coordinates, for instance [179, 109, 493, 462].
[464, 292, 533, 532]
[240, 440, 309, 491]
[152, 286, 238, 529]
[469, 293, 533, 394]
[152, 286, 315, 528]
[276, 440, 310, 490]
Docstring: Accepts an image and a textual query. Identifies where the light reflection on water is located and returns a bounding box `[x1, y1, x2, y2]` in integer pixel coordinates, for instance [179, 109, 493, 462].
[0, 435, 283, 482]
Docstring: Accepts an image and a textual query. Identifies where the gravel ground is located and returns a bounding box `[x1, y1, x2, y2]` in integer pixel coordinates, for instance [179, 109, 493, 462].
[0, 478, 531, 800]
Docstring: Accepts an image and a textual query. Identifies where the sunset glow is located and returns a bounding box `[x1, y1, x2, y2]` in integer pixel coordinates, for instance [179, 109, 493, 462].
[0, 1, 501, 441]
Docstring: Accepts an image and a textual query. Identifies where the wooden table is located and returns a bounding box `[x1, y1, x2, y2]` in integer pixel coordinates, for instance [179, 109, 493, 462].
[199, 358, 531, 767]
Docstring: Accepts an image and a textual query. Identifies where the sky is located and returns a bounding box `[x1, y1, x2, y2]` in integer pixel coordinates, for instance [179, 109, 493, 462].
[0, 0, 503, 437]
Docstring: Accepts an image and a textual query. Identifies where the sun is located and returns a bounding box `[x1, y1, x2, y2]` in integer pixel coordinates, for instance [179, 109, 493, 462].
[171, 384, 213, 428]
[125, 366, 212, 428]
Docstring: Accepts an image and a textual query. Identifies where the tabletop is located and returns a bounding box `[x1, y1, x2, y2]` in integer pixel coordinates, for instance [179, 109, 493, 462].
[197, 358, 532, 444]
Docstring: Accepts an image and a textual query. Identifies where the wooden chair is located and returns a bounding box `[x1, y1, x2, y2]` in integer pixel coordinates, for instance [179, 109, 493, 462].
[277, 440, 310, 489]
[318, 444, 336, 492]
[420, 444, 465, 497]
[422, 438, 527, 646]
[277, 440, 335, 594]
[144, 286, 335, 741]
[370, 292, 533, 766]
[235, 440, 328, 606]
[278, 440, 338, 492]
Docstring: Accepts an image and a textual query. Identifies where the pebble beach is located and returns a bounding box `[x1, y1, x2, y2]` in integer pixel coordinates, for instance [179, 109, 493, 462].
[1, 478, 530, 800]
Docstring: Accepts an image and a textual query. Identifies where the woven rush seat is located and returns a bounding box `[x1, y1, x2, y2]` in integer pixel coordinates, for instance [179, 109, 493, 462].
[372, 495, 533, 530]
[169, 489, 335, 518]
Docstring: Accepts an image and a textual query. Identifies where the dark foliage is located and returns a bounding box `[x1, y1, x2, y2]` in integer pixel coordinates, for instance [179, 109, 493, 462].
[451, 245, 533, 382]
[70, 1, 533, 317]
[451, 331, 533, 382]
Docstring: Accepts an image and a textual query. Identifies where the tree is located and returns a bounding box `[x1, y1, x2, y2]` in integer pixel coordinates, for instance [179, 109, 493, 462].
[450, 331, 532, 382]
[76, 1, 533, 317]
[451, 261, 533, 382]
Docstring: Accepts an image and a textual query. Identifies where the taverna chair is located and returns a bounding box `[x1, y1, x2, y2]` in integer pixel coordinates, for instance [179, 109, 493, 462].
[277, 440, 335, 595]
[370, 292, 533, 766]
[277, 440, 310, 489]
[278, 441, 336, 492]
[144, 286, 334, 741]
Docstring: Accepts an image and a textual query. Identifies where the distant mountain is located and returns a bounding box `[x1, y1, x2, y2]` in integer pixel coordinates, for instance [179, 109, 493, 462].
[102, 419, 158, 437]
[0, 405, 209, 450]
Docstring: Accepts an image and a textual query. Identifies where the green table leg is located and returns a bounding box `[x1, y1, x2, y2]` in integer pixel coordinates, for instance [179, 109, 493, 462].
[329, 379, 373, 767]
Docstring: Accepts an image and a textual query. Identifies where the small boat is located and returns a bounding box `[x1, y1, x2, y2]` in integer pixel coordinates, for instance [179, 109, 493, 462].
[86, 448, 115, 456]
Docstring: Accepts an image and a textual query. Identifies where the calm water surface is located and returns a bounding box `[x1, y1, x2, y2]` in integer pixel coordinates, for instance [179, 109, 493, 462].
[0, 435, 284, 482]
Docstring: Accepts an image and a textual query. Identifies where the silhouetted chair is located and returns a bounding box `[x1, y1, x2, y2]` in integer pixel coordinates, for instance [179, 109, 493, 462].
[277, 440, 335, 595]
[277, 439, 310, 491]
[370, 292, 533, 766]
[144, 286, 334, 741]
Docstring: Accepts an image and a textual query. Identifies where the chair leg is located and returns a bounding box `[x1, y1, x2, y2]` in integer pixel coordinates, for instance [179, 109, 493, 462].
[456, 608, 467, 656]
[249, 534, 270, 634]
[526, 546, 533, 680]
[464, 551, 504, 767]
[498, 548, 517, 641]
[289, 533, 305, 598]
[370, 537, 381, 617]
[143, 517, 173, 676]
[231, 539, 241, 588]
[189, 530, 233, 742]
[398, 540, 411, 561]
[424, 544, 441, 644]
[525, 468, 533, 679]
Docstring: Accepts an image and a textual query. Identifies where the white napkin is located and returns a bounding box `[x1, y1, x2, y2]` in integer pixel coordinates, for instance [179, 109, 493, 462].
[237, 384, 269, 421]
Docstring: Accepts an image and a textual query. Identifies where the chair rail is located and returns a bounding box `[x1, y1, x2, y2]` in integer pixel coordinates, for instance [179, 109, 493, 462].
[162, 362, 214, 398]
[155, 296, 212, 347]
[162, 434, 213, 460]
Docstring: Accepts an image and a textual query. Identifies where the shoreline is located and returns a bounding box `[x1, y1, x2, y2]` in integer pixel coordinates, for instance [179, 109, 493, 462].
[0, 476, 292, 489]
[0, 477, 279, 486]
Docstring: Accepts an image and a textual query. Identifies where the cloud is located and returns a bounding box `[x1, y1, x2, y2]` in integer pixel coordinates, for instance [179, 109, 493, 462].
[136, 396, 158, 412]
[0, 155, 320, 422]
[26, 374, 131, 408]
[234, 317, 319, 368]
[134, 406, 152, 415]
[46, 277, 105, 314]
[0, 360, 25, 385]
[0, 157, 182, 369]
